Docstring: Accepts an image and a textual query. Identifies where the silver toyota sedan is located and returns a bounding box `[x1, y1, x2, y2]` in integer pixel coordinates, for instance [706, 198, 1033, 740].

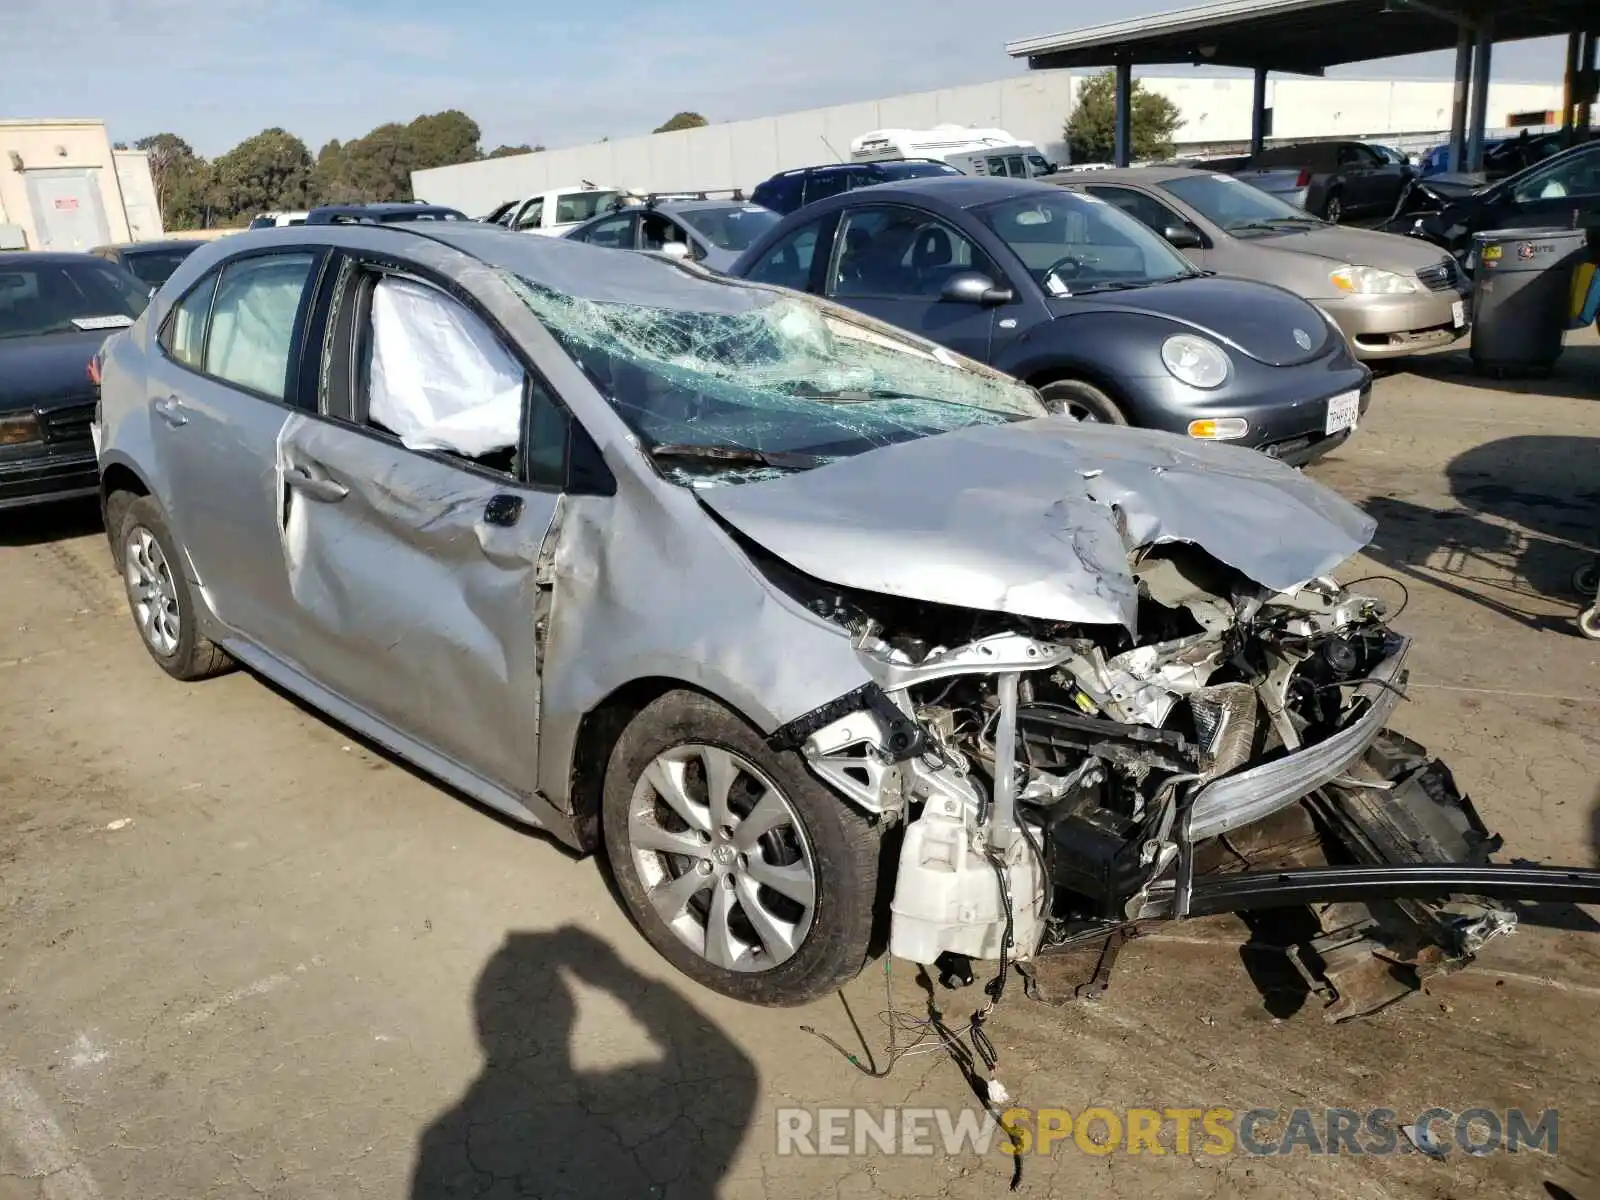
[92, 222, 1600, 1010]
[1053, 168, 1472, 361]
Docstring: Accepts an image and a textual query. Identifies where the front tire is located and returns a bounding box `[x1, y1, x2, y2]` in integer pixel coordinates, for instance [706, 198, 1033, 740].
[116, 495, 232, 681]
[1040, 379, 1128, 425]
[601, 690, 881, 1005]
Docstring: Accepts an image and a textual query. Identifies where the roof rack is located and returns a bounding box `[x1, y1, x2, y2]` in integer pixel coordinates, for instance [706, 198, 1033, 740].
[609, 188, 746, 210]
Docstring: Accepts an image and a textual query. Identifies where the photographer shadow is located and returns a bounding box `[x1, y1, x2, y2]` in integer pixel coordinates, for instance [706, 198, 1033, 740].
[412, 926, 758, 1199]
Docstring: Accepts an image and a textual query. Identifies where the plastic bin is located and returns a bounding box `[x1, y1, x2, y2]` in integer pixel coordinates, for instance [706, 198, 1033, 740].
[1469, 227, 1588, 375]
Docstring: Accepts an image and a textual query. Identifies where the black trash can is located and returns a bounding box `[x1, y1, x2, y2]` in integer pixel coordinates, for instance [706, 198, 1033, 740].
[1469, 227, 1588, 375]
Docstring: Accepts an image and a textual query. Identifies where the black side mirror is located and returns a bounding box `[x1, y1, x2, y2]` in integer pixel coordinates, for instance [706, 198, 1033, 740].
[941, 271, 1013, 305]
[1163, 223, 1203, 249]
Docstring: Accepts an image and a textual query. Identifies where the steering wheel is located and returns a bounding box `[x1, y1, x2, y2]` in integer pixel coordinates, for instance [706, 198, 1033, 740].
[1042, 255, 1085, 285]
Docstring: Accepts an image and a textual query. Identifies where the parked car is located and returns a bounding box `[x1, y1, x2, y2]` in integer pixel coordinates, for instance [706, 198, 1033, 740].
[90, 239, 208, 292]
[93, 222, 1600, 1008]
[750, 160, 962, 216]
[490, 184, 630, 236]
[731, 176, 1371, 465]
[247, 211, 309, 228]
[1230, 141, 1414, 224]
[1392, 138, 1600, 267]
[1, 251, 148, 511]
[305, 203, 471, 225]
[1056, 168, 1469, 361]
[1415, 133, 1565, 184]
[564, 194, 780, 272]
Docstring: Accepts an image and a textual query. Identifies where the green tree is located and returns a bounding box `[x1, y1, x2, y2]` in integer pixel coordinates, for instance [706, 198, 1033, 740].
[210, 128, 313, 220]
[1063, 70, 1182, 164]
[134, 133, 214, 229]
[407, 110, 481, 170]
[653, 111, 708, 134]
[486, 143, 544, 158]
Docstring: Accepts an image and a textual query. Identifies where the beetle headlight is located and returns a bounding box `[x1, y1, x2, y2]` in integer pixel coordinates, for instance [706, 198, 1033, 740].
[1161, 334, 1230, 389]
[1330, 264, 1419, 294]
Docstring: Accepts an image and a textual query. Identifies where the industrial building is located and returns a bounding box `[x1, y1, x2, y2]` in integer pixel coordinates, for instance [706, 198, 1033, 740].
[0, 119, 162, 251]
[411, 72, 1563, 216]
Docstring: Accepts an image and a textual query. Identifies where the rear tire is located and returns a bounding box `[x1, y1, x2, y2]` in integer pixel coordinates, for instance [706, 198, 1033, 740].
[1323, 190, 1344, 224]
[1040, 379, 1128, 425]
[116, 495, 232, 682]
[601, 689, 881, 1006]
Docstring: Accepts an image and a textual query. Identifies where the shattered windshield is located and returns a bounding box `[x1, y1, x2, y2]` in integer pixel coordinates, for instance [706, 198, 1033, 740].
[507, 273, 1044, 485]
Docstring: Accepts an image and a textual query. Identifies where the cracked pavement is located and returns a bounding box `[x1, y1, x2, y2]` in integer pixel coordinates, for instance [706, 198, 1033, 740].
[2, 332, 1598, 1199]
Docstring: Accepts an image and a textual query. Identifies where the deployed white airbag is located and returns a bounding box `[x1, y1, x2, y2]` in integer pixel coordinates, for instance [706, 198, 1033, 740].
[369, 277, 523, 457]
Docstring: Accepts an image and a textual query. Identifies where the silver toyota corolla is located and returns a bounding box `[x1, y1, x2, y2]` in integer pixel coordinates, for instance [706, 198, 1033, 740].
[93, 222, 1599, 1011]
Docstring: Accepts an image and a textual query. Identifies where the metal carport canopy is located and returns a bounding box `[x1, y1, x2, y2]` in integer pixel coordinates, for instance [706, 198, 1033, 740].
[1006, 0, 1594, 74]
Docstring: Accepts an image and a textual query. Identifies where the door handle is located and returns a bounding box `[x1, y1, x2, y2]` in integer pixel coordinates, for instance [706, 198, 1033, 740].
[285, 466, 349, 503]
[152, 395, 188, 427]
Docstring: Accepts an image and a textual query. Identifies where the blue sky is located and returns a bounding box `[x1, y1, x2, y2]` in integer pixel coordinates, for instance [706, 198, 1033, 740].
[0, 0, 1569, 156]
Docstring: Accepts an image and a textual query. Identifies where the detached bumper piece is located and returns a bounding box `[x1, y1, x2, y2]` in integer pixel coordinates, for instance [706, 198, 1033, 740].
[1042, 733, 1600, 1021]
[1142, 864, 1600, 916]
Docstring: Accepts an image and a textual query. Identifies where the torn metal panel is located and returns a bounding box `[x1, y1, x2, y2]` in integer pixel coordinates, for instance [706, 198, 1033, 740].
[275, 413, 553, 798]
[532, 462, 878, 813]
[701, 419, 1377, 631]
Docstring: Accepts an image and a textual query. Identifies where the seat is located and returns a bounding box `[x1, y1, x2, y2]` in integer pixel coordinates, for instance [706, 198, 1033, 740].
[911, 226, 959, 292]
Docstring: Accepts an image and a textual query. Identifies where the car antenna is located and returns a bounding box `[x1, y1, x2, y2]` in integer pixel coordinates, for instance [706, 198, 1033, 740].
[819, 135, 845, 163]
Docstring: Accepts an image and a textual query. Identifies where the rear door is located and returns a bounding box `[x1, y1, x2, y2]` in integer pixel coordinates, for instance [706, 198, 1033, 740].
[569, 212, 639, 250]
[823, 203, 1003, 363]
[145, 248, 327, 650]
[271, 255, 569, 796]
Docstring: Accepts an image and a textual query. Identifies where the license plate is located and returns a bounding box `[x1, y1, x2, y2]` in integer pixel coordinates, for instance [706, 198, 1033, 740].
[1451, 300, 1466, 328]
[1325, 390, 1360, 436]
[90, 421, 102, 460]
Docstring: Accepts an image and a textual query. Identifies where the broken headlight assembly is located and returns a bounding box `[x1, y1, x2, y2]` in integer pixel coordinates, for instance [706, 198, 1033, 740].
[774, 548, 1600, 1021]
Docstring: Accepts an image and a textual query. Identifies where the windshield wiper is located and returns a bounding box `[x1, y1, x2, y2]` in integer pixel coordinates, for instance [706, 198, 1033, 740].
[1070, 280, 1156, 293]
[650, 443, 826, 470]
[1230, 217, 1323, 232]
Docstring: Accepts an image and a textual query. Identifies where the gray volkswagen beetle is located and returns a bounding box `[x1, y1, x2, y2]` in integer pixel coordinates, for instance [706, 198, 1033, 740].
[93, 222, 1600, 1009]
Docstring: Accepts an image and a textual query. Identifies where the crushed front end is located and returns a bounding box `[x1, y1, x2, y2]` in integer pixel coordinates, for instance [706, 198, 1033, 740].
[768, 543, 1600, 1020]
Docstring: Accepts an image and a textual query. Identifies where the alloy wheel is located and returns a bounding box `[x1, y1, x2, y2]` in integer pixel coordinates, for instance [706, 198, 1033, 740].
[124, 525, 181, 657]
[627, 743, 817, 972]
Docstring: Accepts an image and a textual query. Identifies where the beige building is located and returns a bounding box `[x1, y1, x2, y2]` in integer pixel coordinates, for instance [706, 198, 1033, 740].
[0, 119, 163, 251]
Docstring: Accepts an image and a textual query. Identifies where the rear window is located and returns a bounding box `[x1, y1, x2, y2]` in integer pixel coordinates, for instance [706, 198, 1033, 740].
[0, 260, 150, 340]
[677, 205, 781, 251]
[123, 247, 200, 288]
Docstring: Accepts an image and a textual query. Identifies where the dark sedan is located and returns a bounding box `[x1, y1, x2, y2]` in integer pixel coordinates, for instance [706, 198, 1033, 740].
[729, 177, 1371, 466]
[90, 239, 207, 292]
[1397, 139, 1600, 266]
[0, 252, 149, 511]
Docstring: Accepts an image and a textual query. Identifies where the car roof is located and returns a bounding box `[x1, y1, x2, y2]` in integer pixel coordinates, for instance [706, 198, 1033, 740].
[180, 221, 772, 314]
[1048, 166, 1210, 186]
[311, 203, 460, 216]
[835, 174, 1064, 209]
[0, 250, 118, 267]
[98, 239, 209, 254]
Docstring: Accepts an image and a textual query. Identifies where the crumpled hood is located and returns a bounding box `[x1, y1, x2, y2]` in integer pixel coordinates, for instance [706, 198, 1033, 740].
[0, 330, 105, 412]
[701, 419, 1376, 631]
[1050, 275, 1331, 367]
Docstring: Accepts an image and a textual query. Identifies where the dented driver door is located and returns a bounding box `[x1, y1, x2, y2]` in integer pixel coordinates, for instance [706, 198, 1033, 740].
[274, 415, 557, 802]
[266, 265, 564, 804]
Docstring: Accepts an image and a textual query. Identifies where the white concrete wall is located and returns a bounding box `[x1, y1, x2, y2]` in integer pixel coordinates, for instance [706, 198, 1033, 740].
[113, 149, 164, 241]
[412, 73, 1565, 214]
[0, 119, 132, 248]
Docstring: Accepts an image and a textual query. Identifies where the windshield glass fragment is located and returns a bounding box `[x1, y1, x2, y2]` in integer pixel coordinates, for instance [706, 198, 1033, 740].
[506, 273, 1045, 485]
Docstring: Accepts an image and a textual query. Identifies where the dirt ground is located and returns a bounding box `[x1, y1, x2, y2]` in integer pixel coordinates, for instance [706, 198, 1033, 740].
[2, 333, 1598, 1200]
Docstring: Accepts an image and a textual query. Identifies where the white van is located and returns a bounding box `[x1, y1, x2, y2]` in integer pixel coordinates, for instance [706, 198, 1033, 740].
[849, 127, 1056, 179]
